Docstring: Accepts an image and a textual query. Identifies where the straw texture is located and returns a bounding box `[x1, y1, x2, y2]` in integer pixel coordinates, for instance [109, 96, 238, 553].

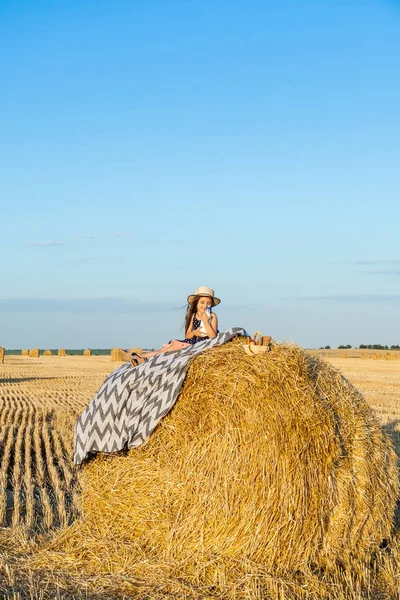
[111, 347, 126, 362]
[51, 339, 399, 597]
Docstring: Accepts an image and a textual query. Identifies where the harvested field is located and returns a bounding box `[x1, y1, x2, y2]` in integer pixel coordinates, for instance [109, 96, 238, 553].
[0, 355, 115, 532]
[0, 347, 399, 599]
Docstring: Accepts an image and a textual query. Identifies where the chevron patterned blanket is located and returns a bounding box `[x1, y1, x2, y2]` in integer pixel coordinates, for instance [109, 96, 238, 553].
[74, 327, 247, 465]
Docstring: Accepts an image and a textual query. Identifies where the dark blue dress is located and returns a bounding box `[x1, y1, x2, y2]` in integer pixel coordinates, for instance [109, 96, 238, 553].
[182, 315, 209, 345]
[174, 316, 218, 345]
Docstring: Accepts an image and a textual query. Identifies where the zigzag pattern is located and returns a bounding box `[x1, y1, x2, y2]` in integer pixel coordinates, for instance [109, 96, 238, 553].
[74, 327, 247, 464]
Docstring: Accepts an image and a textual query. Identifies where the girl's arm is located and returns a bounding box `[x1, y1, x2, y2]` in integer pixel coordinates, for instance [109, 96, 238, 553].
[185, 316, 201, 339]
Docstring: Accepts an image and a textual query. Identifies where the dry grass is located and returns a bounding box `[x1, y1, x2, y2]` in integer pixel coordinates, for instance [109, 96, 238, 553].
[0, 354, 113, 532]
[314, 348, 400, 360]
[110, 347, 126, 362]
[313, 350, 400, 469]
[313, 351, 400, 421]
[0, 345, 399, 599]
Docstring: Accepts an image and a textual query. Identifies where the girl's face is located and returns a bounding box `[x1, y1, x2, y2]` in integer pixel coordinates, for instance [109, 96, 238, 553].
[197, 296, 213, 313]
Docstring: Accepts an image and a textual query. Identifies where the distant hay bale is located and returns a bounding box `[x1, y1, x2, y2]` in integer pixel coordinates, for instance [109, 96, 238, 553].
[29, 348, 39, 358]
[128, 347, 142, 355]
[83, 349, 92, 357]
[55, 340, 399, 595]
[43, 349, 52, 356]
[111, 348, 128, 362]
[111, 348, 142, 362]
[21, 349, 29, 356]
[0, 347, 4, 364]
[58, 349, 67, 357]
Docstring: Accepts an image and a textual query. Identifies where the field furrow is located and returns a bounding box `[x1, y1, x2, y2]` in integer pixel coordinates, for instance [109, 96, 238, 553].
[0, 355, 113, 532]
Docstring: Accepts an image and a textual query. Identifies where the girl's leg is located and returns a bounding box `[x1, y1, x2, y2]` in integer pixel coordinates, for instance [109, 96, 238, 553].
[142, 340, 190, 359]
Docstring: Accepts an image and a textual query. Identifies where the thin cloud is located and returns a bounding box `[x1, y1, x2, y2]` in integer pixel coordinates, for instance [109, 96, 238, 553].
[112, 232, 134, 239]
[365, 270, 400, 276]
[0, 298, 259, 314]
[25, 240, 64, 247]
[222, 303, 261, 310]
[300, 294, 400, 304]
[0, 298, 179, 314]
[354, 259, 400, 276]
[355, 259, 400, 266]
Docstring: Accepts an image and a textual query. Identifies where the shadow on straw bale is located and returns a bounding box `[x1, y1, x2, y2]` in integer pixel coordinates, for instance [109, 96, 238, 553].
[382, 420, 400, 532]
[382, 420, 400, 461]
[48, 338, 399, 597]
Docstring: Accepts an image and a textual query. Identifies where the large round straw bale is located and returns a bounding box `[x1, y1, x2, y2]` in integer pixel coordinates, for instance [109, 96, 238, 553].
[43, 349, 52, 356]
[29, 348, 39, 357]
[0, 347, 4, 364]
[58, 348, 67, 356]
[83, 349, 92, 356]
[58, 339, 399, 592]
[21, 349, 29, 356]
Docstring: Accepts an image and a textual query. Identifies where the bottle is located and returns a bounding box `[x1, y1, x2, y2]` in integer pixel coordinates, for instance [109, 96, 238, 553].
[199, 307, 212, 335]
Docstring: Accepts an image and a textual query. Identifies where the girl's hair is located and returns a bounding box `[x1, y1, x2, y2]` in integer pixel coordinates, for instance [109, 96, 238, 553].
[184, 295, 215, 333]
[184, 297, 199, 333]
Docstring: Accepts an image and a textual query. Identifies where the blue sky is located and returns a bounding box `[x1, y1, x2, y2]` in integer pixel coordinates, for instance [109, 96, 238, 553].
[1, 0, 399, 349]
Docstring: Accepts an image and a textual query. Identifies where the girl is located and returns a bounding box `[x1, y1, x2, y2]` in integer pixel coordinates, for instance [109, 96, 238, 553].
[128, 286, 220, 365]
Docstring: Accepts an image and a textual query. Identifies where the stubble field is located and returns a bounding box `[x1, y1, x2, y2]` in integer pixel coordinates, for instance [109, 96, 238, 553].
[0, 349, 399, 598]
[0, 355, 114, 534]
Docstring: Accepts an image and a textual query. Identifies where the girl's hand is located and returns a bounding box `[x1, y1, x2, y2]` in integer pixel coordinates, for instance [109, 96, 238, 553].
[200, 311, 211, 323]
[193, 326, 207, 337]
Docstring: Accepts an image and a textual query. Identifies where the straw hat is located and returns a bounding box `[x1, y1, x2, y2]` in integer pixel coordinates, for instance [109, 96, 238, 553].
[187, 286, 221, 306]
